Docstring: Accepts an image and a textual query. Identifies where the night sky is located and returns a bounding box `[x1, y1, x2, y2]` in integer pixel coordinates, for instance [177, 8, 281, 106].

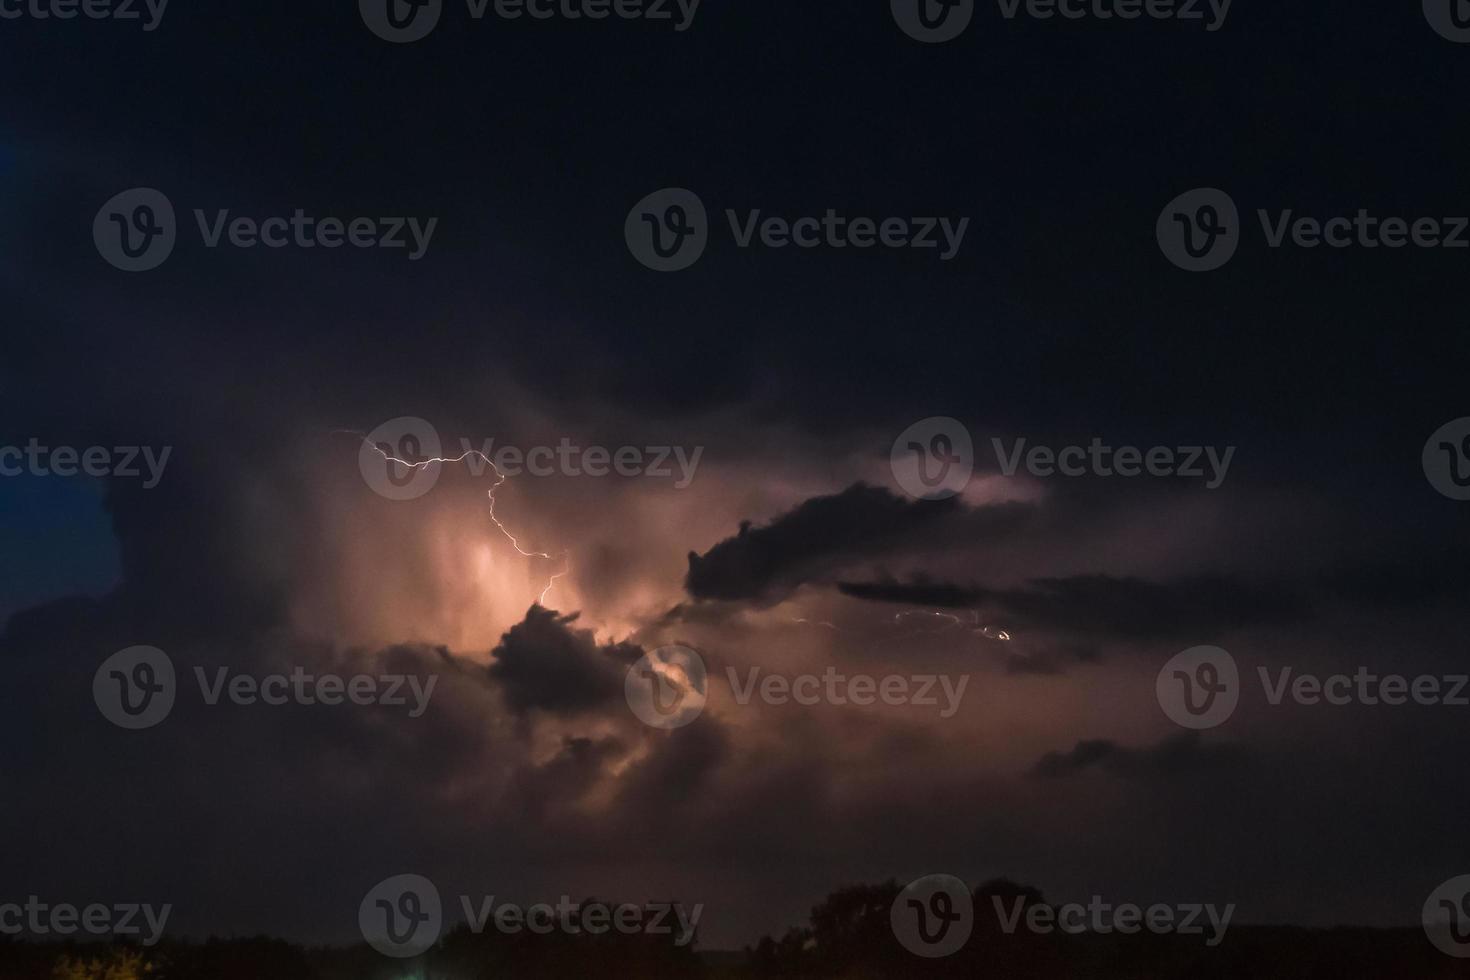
[3, 0, 1470, 955]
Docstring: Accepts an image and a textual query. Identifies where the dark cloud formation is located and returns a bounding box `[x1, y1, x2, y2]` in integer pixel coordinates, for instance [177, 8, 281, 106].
[837, 575, 983, 608]
[837, 572, 1308, 642]
[685, 484, 959, 602]
[488, 606, 640, 718]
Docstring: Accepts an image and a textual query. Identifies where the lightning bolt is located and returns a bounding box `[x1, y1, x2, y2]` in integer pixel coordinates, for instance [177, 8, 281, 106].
[343, 432, 570, 607]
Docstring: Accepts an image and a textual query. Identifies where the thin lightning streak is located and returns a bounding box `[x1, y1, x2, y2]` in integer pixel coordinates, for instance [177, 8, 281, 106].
[344, 432, 570, 607]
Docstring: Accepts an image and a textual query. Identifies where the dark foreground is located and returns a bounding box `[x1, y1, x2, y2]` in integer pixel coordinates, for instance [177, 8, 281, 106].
[6, 880, 1466, 979]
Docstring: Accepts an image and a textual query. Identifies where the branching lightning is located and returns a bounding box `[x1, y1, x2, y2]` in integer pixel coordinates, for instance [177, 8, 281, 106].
[346, 433, 570, 606]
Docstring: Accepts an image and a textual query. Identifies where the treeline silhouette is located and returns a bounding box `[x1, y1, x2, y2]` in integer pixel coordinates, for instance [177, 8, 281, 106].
[1, 879, 1464, 979]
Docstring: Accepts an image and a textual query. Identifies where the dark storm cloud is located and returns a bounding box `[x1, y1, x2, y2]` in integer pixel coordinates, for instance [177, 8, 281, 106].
[1031, 731, 1246, 780]
[977, 574, 1311, 640]
[685, 484, 993, 602]
[837, 574, 983, 608]
[488, 605, 641, 719]
[840, 572, 1311, 642]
